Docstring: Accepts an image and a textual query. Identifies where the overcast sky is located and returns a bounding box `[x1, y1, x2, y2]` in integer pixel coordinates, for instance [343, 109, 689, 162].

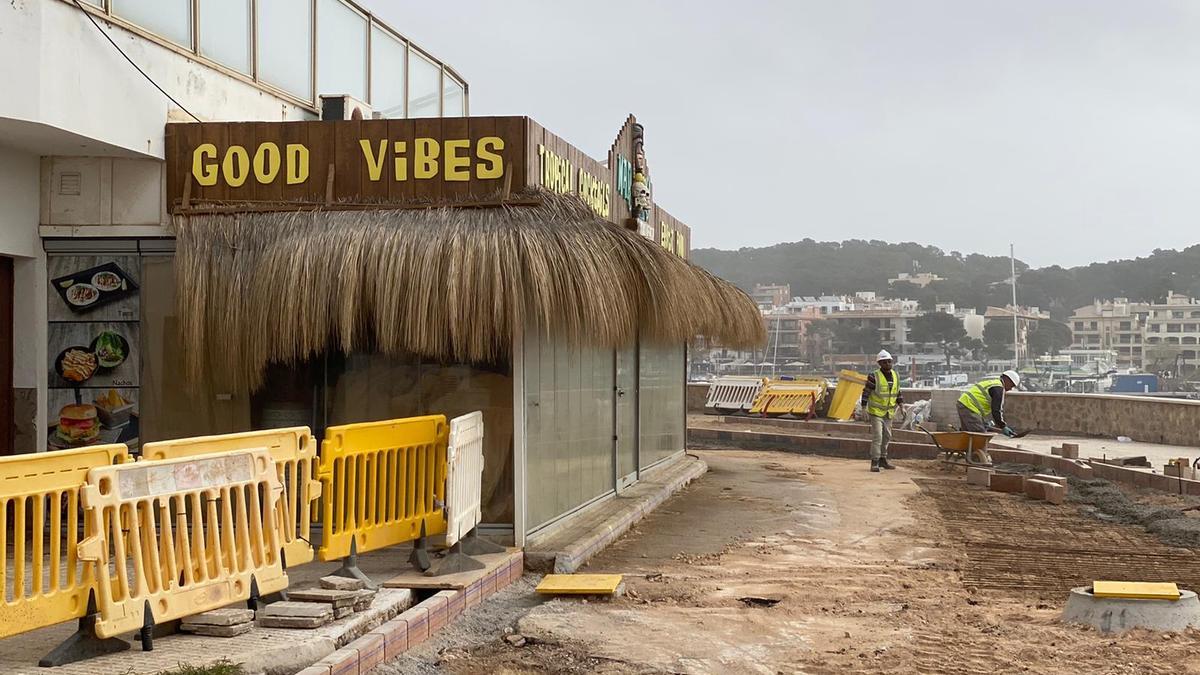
[368, 1, 1200, 268]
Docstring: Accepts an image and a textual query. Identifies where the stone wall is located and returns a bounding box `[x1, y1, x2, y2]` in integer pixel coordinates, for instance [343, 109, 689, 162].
[1002, 392, 1200, 446]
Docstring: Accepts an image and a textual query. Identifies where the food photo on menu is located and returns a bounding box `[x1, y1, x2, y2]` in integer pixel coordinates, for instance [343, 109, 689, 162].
[47, 388, 139, 451]
[47, 256, 140, 322]
[48, 324, 138, 388]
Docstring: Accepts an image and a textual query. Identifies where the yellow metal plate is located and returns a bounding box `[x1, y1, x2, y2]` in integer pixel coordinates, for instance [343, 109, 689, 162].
[1093, 581, 1180, 600]
[536, 574, 624, 595]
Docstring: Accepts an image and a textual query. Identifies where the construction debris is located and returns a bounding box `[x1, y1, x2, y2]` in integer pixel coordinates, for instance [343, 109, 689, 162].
[180, 608, 256, 637]
[287, 588, 360, 610]
[320, 575, 367, 592]
[536, 574, 625, 597]
[257, 602, 333, 629]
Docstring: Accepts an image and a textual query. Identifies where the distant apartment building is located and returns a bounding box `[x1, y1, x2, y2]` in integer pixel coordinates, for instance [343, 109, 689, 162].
[1069, 298, 1147, 370]
[827, 299, 921, 348]
[786, 295, 850, 316]
[979, 305, 1050, 364]
[751, 283, 792, 309]
[889, 271, 943, 288]
[1138, 292, 1200, 372]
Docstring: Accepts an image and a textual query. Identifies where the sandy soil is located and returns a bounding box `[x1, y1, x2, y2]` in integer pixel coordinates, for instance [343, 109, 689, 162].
[387, 450, 1200, 674]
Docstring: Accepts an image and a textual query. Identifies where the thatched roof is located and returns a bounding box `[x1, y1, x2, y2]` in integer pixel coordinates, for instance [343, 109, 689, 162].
[174, 191, 765, 391]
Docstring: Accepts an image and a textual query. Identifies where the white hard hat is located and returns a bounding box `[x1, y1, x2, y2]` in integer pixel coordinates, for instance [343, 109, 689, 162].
[877, 350, 893, 362]
[1002, 370, 1020, 388]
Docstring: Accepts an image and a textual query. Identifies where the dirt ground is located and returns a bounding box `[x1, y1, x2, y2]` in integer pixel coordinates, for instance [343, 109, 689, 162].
[383, 449, 1200, 674]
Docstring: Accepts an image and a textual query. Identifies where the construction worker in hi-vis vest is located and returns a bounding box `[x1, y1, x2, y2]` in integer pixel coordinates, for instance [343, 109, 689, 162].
[861, 350, 903, 472]
[957, 370, 1020, 435]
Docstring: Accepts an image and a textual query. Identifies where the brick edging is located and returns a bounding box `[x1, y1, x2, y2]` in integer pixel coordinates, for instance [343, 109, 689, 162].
[296, 552, 524, 675]
[687, 427, 939, 460]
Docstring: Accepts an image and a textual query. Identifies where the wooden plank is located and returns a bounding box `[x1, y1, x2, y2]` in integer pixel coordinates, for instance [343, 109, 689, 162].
[439, 116, 470, 202]
[493, 116, 525, 197]
[386, 118, 416, 206]
[225, 122, 257, 203]
[465, 116, 496, 199]
[196, 122, 230, 203]
[304, 121, 334, 205]
[1093, 581, 1181, 600]
[536, 574, 624, 595]
[164, 123, 180, 211]
[274, 120, 307, 204]
[357, 118, 391, 203]
[332, 118, 362, 206]
[381, 549, 519, 590]
[411, 117, 442, 204]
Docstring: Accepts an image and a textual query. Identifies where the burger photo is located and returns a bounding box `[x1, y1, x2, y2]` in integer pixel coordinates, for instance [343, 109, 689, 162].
[56, 404, 100, 446]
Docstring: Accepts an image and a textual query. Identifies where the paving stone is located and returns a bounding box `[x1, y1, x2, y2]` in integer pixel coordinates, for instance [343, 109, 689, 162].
[1044, 482, 1067, 504]
[354, 589, 376, 611]
[259, 615, 330, 629]
[289, 588, 360, 608]
[966, 466, 993, 487]
[1025, 479, 1051, 501]
[258, 601, 334, 628]
[989, 473, 1024, 494]
[320, 575, 367, 592]
[334, 605, 353, 619]
[180, 622, 253, 637]
[1032, 473, 1067, 487]
[182, 608, 255, 626]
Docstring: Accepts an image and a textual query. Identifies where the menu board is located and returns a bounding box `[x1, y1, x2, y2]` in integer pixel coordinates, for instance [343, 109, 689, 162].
[47, 256, 140, 452]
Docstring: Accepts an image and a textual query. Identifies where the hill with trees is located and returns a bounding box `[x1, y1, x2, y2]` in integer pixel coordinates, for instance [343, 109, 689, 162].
[692, 240, 1200, 320]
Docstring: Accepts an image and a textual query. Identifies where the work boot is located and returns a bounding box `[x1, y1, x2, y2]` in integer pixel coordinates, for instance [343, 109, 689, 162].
[870, 459, 880, 472]
[879, 457, 895, 470]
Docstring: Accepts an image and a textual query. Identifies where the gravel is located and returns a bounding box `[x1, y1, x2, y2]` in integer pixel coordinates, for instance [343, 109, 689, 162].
[1069, 477, 1200, 549]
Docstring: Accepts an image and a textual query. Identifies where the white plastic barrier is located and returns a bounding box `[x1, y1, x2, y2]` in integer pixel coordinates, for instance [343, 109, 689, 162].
[704, 376, 767, 413]
[444, 411, 485, 547]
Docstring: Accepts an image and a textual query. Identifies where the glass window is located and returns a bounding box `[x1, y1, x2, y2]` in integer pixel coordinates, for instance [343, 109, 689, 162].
[199, 0, 251, 74]
[316, 0, 367, 100]
[112, 0, 192, 47]
[258, 0, 313, 100]
[442, 75, 465, 117]
[408, 50, 441, 118]
[369, 25, 406, 117]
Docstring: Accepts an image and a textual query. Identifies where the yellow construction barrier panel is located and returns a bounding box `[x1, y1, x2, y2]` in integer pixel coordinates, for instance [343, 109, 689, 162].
[317, 415, 449, 562]
[142, 427, 321, 566]
[748, 379, 827, 416]
[1093, 581, 1181, 601]
[77, 448, 287, 640]
[826, 370, 867, 420]
[0, 444, 129, 639]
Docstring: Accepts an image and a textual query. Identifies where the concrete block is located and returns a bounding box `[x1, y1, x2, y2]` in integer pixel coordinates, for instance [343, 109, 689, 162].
[317, 648, 359, 675]
[967, 466, 993, 487]
[179, 622, 253, 637]
[289, 588, 360, 608]
[482, 568, 498, 597]
[320, 575, 367, 591]
[349, 633, 386, 673]
[1044, 482, 1066, 504]
[1061, 443, 1080, 459]
[182, 608, 254, 626]
[436, 589, 464, 621]
[295, 666, 331, 675]
[990, 473, 1025, 494]
[424, 594, 449, 633]
[1025, 479, 1052, 501]
[1032, 474, 1067, 487]
[465, 578, 483, 608]
[397, 606, 429, 647]
[1051, 446, 1063, 456]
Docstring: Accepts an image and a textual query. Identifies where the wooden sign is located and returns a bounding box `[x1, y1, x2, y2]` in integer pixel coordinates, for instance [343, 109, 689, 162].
[166, 115, 689, 258]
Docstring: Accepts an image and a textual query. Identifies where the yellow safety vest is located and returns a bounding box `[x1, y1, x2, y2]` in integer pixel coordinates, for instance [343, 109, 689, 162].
[959, 378, 1003, 418]
[866, 369, 900, 419]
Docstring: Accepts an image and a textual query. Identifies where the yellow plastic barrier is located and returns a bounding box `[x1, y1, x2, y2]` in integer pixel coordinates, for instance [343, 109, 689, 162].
[827, 370, 868, 420]
[748, 379, 828, 416]
[141, 427, 321, 566]
[0, 445, 129, 639]
[317, 415, 449, 562]
[77, 448, 287, 640]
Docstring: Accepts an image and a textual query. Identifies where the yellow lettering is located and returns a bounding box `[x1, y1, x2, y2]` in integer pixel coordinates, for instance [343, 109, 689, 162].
[393, 141, 408, 181]
[222, 145, 250, 187]
[444, 139, 470, 181]
[253, 142, 281, 184]
[476, 136, 505, 180]
[286, 143, 309, 184]
[192, 143, 218, 186]
[415, 138, 439, 179]
[359, 139, 387, 181]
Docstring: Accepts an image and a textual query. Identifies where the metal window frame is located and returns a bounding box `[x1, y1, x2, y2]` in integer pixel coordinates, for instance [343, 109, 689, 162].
[58, 0, 468, 116]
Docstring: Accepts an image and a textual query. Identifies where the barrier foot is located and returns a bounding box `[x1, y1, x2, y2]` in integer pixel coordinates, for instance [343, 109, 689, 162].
[332, 539, 378, 590]
[459, 528, 505, 556]
[261, 551, 289, 604]
[424, 541, 485, 577]
[38, 594, 130, 667]
[408, 521, 431, 572]
[139, 601, 155, 652]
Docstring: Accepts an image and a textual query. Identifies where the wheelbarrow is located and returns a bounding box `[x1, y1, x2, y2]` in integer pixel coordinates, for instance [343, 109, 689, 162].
[916, 425, 995, 467]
